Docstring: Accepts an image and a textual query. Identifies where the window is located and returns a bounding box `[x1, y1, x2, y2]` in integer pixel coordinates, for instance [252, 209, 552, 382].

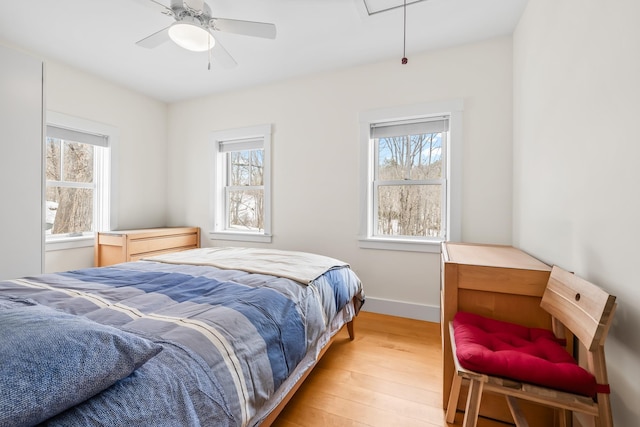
[359, 101, 462, 252]
[210, 124, 272, 243]
[372, 117, 447, 238]
[45, 112, 116, 250]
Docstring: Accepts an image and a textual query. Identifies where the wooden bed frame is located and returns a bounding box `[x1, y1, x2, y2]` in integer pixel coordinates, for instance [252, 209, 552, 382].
[260, 317, 355, 426]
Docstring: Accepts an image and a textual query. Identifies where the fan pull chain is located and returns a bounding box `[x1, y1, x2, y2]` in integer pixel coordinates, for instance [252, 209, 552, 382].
[402, 0, 408, 64]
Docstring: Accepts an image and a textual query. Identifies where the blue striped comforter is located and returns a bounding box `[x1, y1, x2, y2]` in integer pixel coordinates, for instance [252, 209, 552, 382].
[0, 251, 364, 426]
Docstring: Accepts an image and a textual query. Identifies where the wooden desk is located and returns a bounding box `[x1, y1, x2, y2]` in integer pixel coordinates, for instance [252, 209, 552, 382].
[95, 227, 200, 267]
[441, 242, 553, 424]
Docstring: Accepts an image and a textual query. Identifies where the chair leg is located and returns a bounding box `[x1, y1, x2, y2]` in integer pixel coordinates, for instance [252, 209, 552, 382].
[446, 373, 463, 424]
[506, 396, 529, 427]
[595, 393, 614, 427]
[557, 408, 571, 427]
[462, 379, 483, 427]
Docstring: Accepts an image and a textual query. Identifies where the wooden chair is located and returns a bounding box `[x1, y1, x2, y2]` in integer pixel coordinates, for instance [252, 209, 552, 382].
[445, 265, 617, 427]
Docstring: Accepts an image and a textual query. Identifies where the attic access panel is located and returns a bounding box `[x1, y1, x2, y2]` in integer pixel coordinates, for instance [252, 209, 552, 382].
[362, 0, 427, 15]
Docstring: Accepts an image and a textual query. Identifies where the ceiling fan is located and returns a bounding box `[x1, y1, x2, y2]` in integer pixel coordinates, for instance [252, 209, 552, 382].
[135, 0, 276, 68]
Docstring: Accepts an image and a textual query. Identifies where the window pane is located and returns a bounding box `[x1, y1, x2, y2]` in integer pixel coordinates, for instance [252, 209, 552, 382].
[227, 189, 264, 232]
[416, 133, 442, 179]
[229, 149, 264, 186]
[250, 150, 264, 186]
[46, 186, 94, 235]
[229, 151, 249, 186]
[46, 138, 61, 181]
[377, 133, 442, 180]
[376, 184, 442, 237]
[63, 141, 94, 183]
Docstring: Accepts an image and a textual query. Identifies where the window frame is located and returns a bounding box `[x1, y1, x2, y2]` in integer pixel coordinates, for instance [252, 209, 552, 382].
[45, 111, 118, 252]
[210, 124, 272, 243]
[358, 100, 463, 253]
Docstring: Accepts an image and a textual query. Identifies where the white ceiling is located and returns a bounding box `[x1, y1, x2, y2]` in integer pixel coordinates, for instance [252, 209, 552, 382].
[0, 0, 527, 103]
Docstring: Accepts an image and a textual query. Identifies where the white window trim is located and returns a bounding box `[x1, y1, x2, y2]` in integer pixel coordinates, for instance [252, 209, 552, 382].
[358, 100, 463, 253]
[45, 111, 119, 252]
[209, 124, 272, 243]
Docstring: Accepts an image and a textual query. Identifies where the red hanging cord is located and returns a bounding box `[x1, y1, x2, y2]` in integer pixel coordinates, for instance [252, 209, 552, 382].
[402, 0, 408, 64]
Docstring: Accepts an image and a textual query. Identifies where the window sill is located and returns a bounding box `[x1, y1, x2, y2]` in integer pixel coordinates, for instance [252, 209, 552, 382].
[358, 237, 443, 253]
[46, 235, 94, 252]
[209, 231, 272, 244]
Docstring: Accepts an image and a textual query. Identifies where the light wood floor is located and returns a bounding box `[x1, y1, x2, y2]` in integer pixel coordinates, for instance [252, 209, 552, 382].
[271, 311, 508, 427]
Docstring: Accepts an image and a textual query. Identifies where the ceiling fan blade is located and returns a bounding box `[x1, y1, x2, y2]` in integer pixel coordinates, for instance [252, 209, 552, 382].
[131, 0, 176, 17]
[210, 18, 276, 39]
[150, 0, 175, 15]
[211, 38, 237, 68]
[136, 26, 171, 48]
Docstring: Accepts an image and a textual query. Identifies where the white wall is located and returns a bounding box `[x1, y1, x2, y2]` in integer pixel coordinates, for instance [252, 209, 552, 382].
[44, 61, 168, 272]
[167, 37, 514, 321]
[513, 1, 640, 425]
[0, 44, 44, 279]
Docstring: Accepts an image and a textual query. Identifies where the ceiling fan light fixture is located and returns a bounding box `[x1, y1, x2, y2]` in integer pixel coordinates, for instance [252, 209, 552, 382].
[168, 18, 215, 52]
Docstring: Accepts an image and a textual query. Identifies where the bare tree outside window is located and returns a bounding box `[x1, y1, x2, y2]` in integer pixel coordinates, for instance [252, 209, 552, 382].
[227, 149, 264, 232]
[375, 132, 444, 238]
[46, 138, 94, 235]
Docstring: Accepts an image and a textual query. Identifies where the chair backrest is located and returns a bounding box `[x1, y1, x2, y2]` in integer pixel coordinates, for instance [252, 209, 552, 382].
[541, 266, 616, 352]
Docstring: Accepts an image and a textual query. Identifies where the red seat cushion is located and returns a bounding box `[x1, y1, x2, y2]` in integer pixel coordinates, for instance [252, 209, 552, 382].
[452, 311, 597, 397]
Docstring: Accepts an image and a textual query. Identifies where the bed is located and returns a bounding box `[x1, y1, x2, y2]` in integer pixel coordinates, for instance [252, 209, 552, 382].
[0, 247, 364, 427]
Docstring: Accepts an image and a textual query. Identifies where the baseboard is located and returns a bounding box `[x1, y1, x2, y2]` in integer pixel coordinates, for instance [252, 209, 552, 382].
[361, 297, 440, 323]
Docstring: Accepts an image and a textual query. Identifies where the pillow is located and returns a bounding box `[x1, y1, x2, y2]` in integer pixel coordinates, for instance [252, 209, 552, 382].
[452, 311, 598, 397]
[0, 303, 162, 426]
